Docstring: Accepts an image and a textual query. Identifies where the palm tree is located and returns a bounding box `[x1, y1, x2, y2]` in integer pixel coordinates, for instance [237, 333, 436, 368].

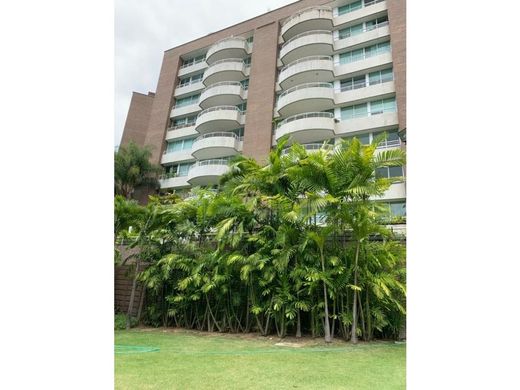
[114, 141, 162, 199]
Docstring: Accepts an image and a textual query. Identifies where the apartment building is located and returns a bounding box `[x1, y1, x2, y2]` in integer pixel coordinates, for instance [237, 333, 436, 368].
[120, 0, 406, 218]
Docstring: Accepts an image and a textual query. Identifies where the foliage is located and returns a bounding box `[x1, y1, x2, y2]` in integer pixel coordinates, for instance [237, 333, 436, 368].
[115, 136, 407, 342]
[114, 141, 162, 199]
[115, 313, 136, 330]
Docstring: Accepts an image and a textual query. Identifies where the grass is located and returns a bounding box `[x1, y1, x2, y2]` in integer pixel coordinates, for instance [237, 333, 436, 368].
[115, 328, 405, 390]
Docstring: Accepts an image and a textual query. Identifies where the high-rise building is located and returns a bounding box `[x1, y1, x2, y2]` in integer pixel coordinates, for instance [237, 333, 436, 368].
[120, 0, 406, 217]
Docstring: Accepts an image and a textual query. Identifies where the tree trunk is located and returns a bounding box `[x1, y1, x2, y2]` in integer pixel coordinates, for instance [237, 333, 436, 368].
[351, 241, 360, 344]
[296, 310, 302, 338]
[126, 260, 140, 329]
[320, 248, 331, 343]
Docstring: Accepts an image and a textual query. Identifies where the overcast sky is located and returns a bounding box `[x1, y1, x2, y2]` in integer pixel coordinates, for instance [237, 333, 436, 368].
[115, 0, 298, 147]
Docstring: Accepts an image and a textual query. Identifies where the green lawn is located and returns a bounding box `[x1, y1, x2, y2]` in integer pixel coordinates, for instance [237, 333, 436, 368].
[115, 329, 405, 390]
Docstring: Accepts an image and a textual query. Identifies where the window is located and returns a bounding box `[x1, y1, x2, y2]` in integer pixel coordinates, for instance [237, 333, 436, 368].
[246, 36, 254, 44]
[375, 166, 404, 179]
[364, 41, 391, 58]
[339, 41, 390, 65]
[340, 75, 366, 91]
[365, 15, 388, 31]
[341, 103, 368, 120]
[364, 0, 384, 7]
[172, 115, 197, 129]
[175, 94, 200, 108]
[166, 138, 195, 153]
[178, 163, 191, 177]
[181, 55, 205, 68]
[178, 73, 203, 87]
[370, 97, 396, 115]
[240, 79, 249, 90]
[339, 48, 364, 64]
[338, 22, 364, 39]
[243, 57, 251, 66]
[230, 127, 245, 139]
[368, 68, 393, 85]
[338, 0, 362, 15]
[236, 102, 247, 112]
[389, 202, 406, 217]
[373, 129, 400, 148]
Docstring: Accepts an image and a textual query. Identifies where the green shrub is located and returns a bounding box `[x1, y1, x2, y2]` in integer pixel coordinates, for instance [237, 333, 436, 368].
[115, 313, 137, 330]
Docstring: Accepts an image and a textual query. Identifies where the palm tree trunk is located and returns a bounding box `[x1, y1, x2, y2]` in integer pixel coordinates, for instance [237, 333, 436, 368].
[351, 241, 360, 343]
[320, 248, 331, 343]
[126, 260, 140, 329]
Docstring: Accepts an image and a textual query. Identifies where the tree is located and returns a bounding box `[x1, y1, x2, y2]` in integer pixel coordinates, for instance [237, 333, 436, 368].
[114, 142, 162, 199]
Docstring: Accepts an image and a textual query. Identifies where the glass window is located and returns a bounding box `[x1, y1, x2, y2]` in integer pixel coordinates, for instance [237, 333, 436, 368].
[370, 100, 383, 115]
[175, 94, 200, 108]
[338, 23, 364, 39]
[383, 97, 397, 112]
[388, 166, 403, 178]
[237, 102, 247, 112]
[182, 138, 194, 149]
[340, 75, 366, 91]
[341, 103, 368, 120]
[240, 79, 249, 90]
[368, 68, 393, 85]
[375, 167, 387, 178]
[243, 57, 251, 66]
[338, 0, 362, 15]
[374, 129, 400, 148]
[178, 163, 191, 177]
[389, 202, 406, 217]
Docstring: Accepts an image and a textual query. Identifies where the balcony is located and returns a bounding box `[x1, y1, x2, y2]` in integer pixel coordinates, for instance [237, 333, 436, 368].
[377, 182, 406, 201]
[187, 159, 230, 186]
[280, 30, 333, 65]
[165, 124, 198, 141]
[334, 23, 390, 52]
[205, 37, 251, 65]
[335, 80, 395, 106]
[335, 51, 393, 79]
[191, 132, 242, 160]
[178, 59, 207, 78]
[282, 142, 333, 155]
[161, 149, 194, 165]
[278, 56, 334, 89]
[202, 59, 249, 86]
[334, 0, 387, 29]
[170, 103, 201, 118]
[159, 174, 190, 190]
[174, 81, 204, 98]
[195, 106, 245, 134]
[281, 6, 333, 41]
[275, 112, 336, 144]
[335, 112, 398, 136]
[276, 82, 334, 117]
[199, 81, 247, 110]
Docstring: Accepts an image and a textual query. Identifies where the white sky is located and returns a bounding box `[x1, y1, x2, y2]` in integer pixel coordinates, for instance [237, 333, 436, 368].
[115, 0, 298, 147]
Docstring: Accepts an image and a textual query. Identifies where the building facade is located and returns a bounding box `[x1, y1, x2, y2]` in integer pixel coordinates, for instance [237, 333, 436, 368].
[120, 0, 406, 218]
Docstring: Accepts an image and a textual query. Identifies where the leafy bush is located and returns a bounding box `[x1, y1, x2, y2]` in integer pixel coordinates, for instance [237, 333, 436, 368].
[115, 313, 137, 330]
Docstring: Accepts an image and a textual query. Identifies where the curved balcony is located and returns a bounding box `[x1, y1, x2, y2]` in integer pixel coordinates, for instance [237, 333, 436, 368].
[278, 55, 334, 89]
[191, 132, 241, 160]
[281, 6, 333, 41]
[195, 106, 245, 134]
[199, 81, 247, 110]
[187, 159, 230, 186]
[202, 59, 248, 86]
[275, 112, 336, 144]
[277, 82, 334, 117]
[280, 30, 333, 65]
[205, 37, 251, 65]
